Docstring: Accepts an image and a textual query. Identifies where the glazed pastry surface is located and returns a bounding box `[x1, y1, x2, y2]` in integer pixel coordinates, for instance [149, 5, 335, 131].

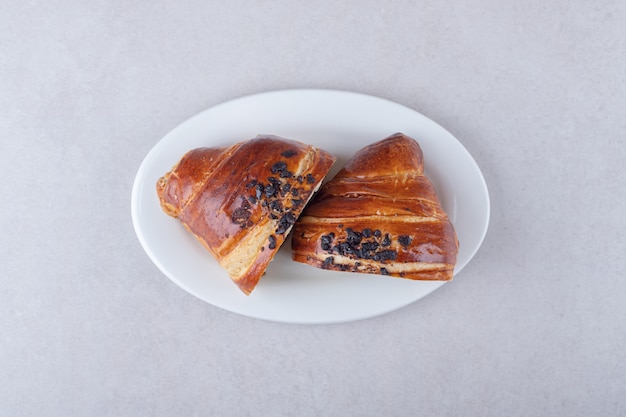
[157, 135, 336, 294]
[292, 133, 458, 280]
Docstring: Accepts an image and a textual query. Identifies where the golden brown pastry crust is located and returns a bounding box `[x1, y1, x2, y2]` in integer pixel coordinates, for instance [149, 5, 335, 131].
[157, 135, 336, 295]
[291, 133, 458, 280]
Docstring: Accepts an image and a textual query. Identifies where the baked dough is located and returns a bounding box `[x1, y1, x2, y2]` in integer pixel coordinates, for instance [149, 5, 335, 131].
[157, 135, 336, 294]
[291, 133, 458, 280]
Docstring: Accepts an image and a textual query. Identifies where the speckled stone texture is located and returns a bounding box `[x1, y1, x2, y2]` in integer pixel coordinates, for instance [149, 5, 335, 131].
[1, 1, 625, 416]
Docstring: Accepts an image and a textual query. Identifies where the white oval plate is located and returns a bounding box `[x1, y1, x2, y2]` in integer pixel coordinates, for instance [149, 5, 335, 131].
[131, 89, 490, 324]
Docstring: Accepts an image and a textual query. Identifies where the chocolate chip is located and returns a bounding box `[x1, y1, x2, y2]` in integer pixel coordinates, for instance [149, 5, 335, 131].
[267, 176, 281, 186]
[334, 242, 354, 256]
[270, 161, 287, 174]
[291, 199, 302, 207]
[291, 188, 300, 197]
[320, 234, 334, 251]
[269, 200, 282, 212]
[306, 173, 316, 184]
[345, 228, 362, 246]
[276, 212, 296, 234]
[284, 211, 296, 224]
[374, 250, 397, 262]
[255, 183, 264, 199]
[281, 149, 297, 158]
[296, 175, 303, 183]
[322, 256, 334, 269]
[268, 235, 277, 250]
[398, 235, 413, 247]
[362, 228, 372, 238]
[340, 264, 349, 271]
[265, 184, 276, 198]
[380, 267, 390, 275]
[373, 229, 382, 237]
[320, 235, 333, 245]
[282, 183, 291, 193]
[361, 241, 379, 252]
[245, 179, 257, 189]
[248, 195, 257, 204]
[382, 234, 391, 247]
[270, 162, 293, 179]
[231, 208, 251, 227]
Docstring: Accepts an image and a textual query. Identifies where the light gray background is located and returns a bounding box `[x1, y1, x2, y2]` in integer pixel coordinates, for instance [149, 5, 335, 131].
[2, 1, 625, 416]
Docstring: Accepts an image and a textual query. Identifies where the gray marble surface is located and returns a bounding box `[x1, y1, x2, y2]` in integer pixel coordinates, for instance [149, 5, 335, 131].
[2, 1, 625, 416]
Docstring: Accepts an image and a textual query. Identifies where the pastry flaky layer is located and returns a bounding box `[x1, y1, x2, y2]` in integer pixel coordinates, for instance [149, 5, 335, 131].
[156, 135, 336, 295]
[291, 133, 459, 281]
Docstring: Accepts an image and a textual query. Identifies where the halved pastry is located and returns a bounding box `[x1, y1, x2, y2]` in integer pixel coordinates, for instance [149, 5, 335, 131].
[291, 133, 458, 280]
[157, 135, 336, 295]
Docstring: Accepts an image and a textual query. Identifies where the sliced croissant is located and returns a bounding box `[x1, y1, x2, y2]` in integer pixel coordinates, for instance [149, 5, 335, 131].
[291, 133, 458, 280]
[157, 135, 336, 295]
